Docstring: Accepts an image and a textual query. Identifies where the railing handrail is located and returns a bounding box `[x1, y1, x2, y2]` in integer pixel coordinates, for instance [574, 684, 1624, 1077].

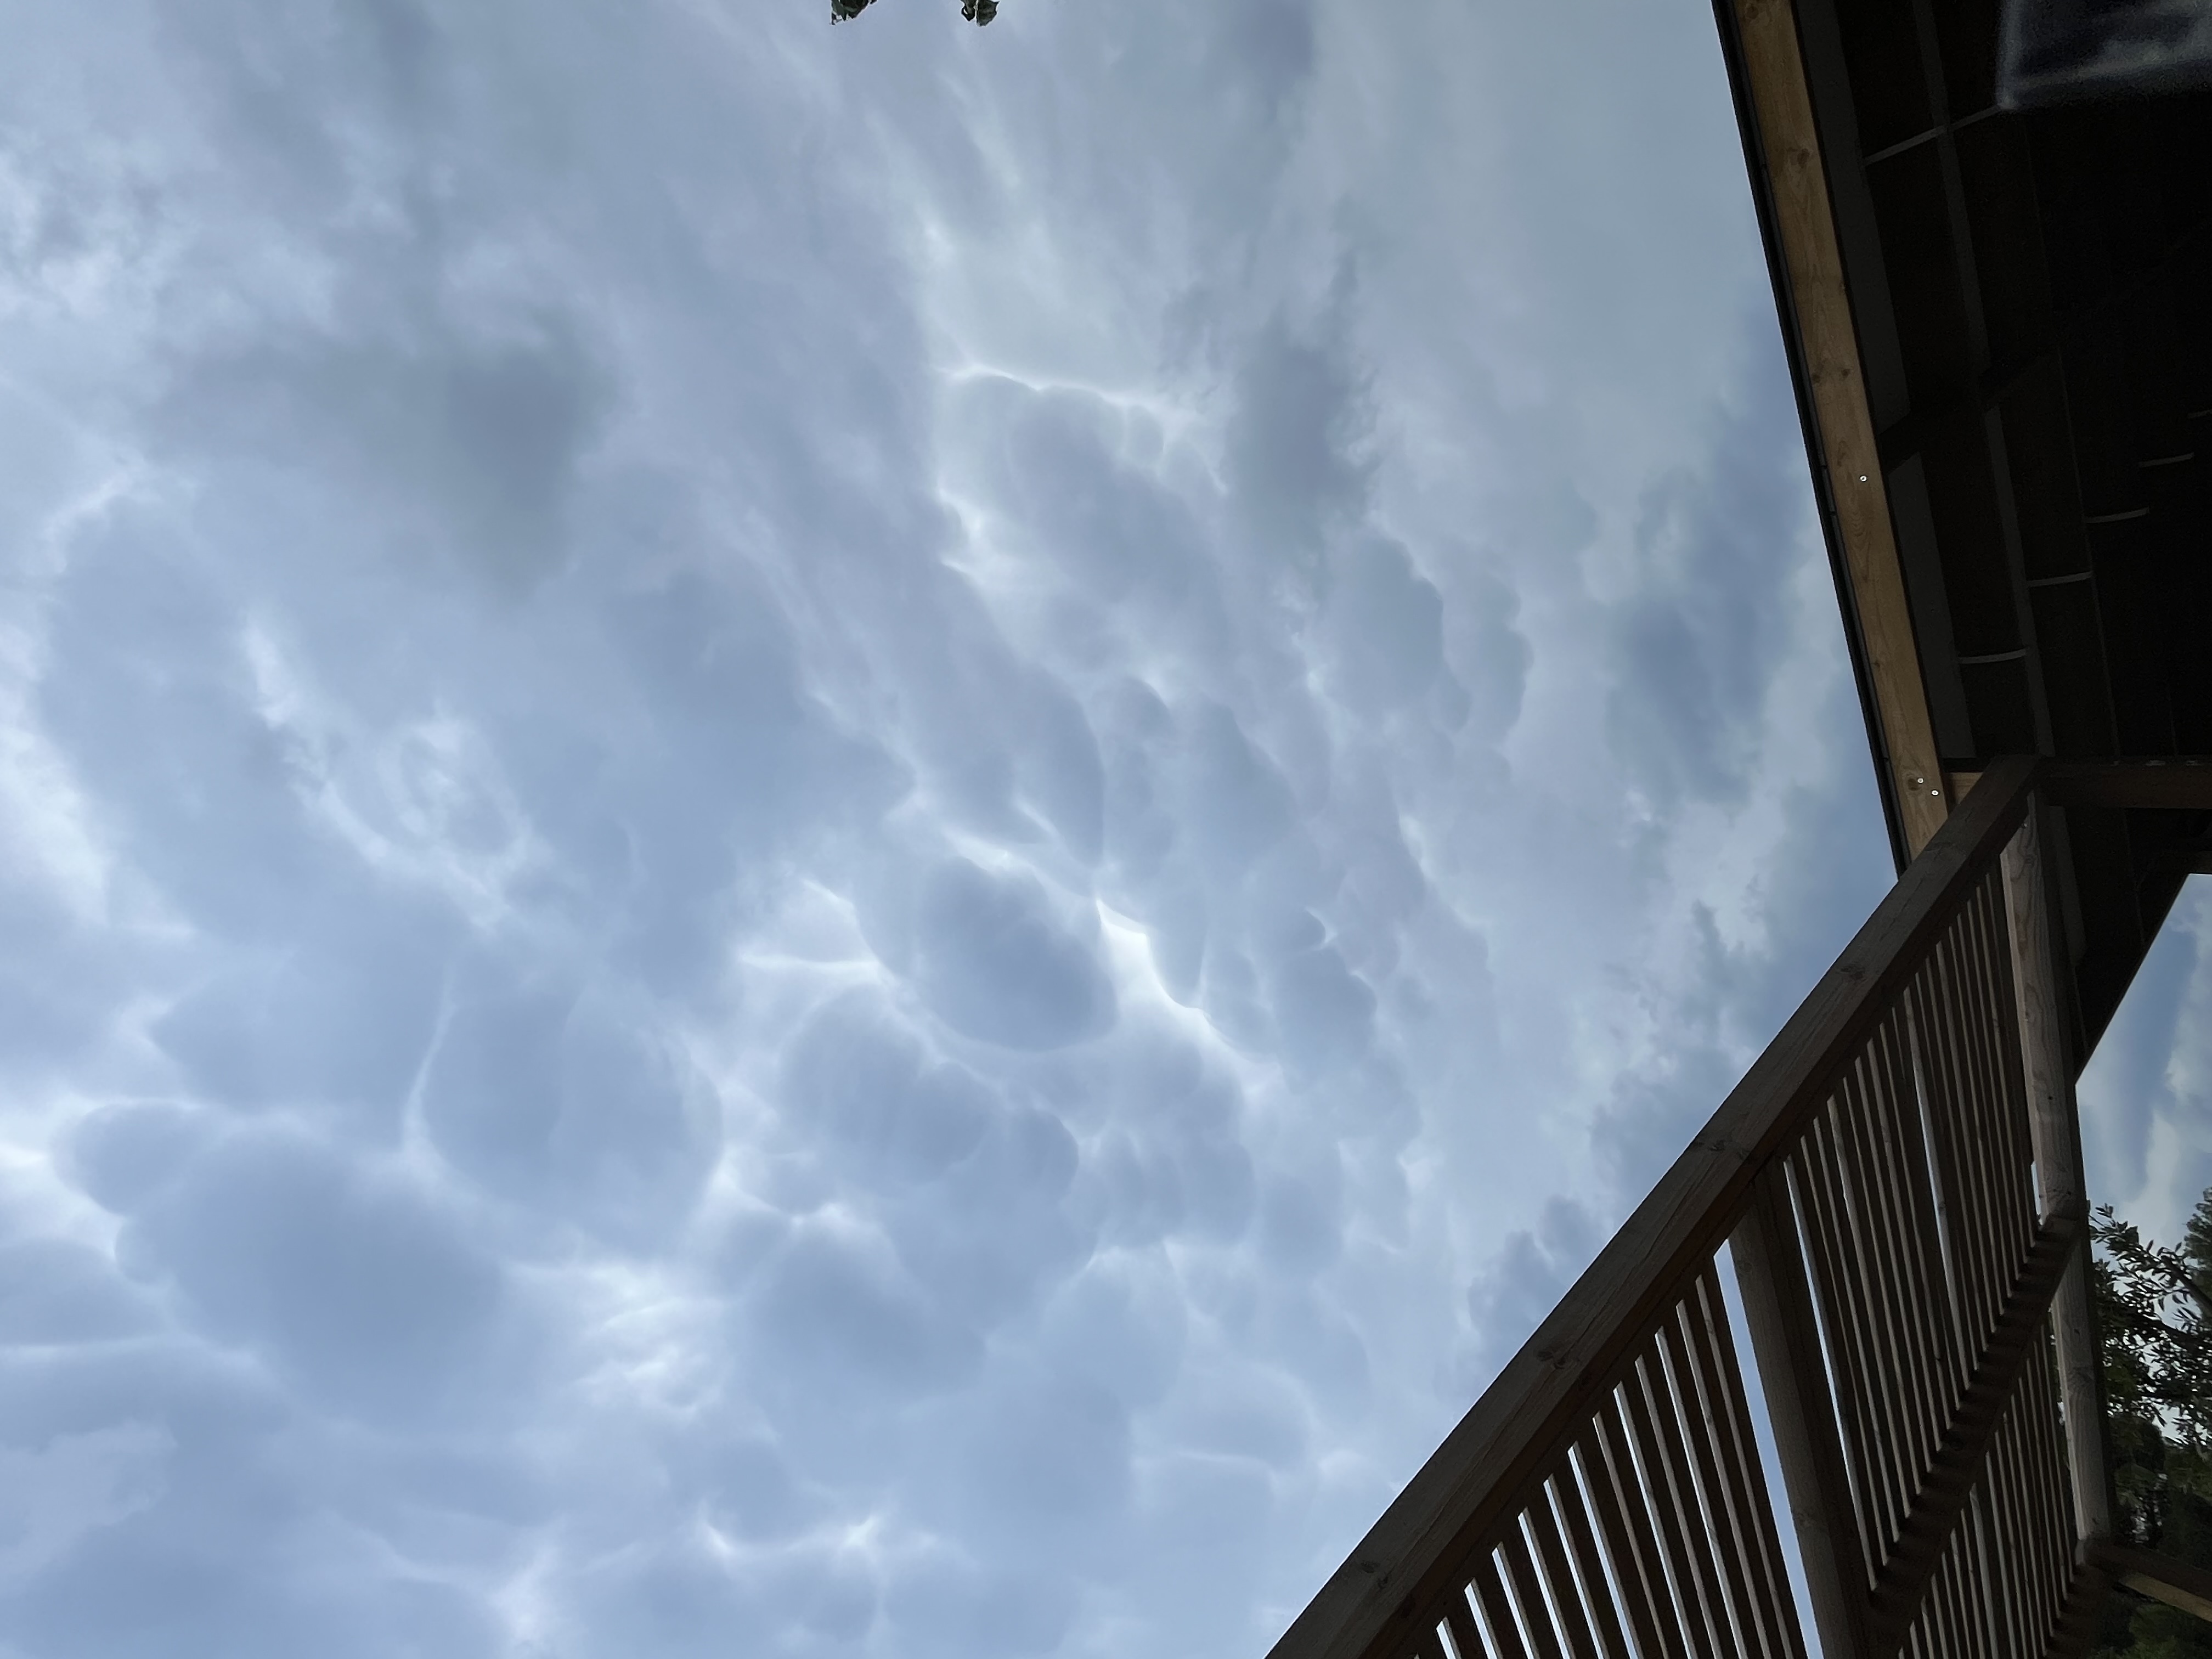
[1268, 755, 2050, 1659]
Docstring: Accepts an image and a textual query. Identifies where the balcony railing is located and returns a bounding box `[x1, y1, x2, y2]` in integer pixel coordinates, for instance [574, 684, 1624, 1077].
[1268, 758, 2212, 1659]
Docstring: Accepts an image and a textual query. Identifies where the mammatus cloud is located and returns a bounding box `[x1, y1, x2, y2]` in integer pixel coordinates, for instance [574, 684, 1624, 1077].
[0, 1, 1891, 1655]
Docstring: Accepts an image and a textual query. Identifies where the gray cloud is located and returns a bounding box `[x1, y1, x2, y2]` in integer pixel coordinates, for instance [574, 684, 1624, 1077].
[910, 859, 1116, 1050]
[780, 992, 995, 1188]
[1461, 1195, 1600, 1384]
[1604, 332, 1810, 809]
[162, 309, 611, 590]
[1227, 317, 1372, 565]
[0, 0, 1901, 1653]
[0, 1243, 158, 1347]
[422, 968, 722, 1249]
[123, 1130, 516, 1424]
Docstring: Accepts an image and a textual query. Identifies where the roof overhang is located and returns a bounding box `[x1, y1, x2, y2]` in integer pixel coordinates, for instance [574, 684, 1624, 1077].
[1711, 0, 2212, 1061]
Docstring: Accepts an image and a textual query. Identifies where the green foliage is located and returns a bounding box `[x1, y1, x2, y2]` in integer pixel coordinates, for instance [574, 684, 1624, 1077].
[2109, 1601, 2212, 1659]
[2097, 1189, 2212, 1534]
[2092, 1187, 2212, 1659]
[829, 0, 997, 23]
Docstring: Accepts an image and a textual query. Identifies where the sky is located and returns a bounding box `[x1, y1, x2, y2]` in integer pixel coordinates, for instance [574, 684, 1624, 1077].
[2080, 878, 2212, 1252]
[0, 0, 2015, 1654]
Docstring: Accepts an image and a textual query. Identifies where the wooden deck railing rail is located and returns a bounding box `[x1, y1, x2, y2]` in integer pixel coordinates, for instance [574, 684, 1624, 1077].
[1267, 759, 2212, 1659]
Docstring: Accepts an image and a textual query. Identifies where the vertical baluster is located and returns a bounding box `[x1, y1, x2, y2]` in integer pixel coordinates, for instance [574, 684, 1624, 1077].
[1916, 941, 2000, 1342]
[1441, 1601, 1487, 1659]
[1556, 1448, 1638, 1659]
[1911, 953, 1999, 1350]
[1972, 1435, 2019, 1659]
[1629, 1338, 1731, 1658]
[1871, 1006, 1968, 1409]
[1961, 881, 2035, 1307]
[1622, 1365, 1711, 1656]
[1661, 1298, 1770, 1659]
[1979, 875, 2042, 1251]
[1793, 1124, 1906, 1555]
[2019, 1361, 2075, 1635]
[1684, 1266, 1807, 1659]
[1832, 1055, 1940, 1495]
[1871, 1012, 1971, 1462]
[1936, 1536, 1973, 1659]
[1502, 1523, 1570, 1659]
[1472, 1549, 1534, 1659]
[1593, 1392, 1695, 1659]
[1526, 1473, 1604, 1659]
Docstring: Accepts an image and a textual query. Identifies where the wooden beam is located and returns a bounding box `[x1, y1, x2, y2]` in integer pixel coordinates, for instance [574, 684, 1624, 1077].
[2002, 808, 2113, 1543]
[1948, 762, 2212, 817]
[1730, 1166, 1872, 1659]
[2038, 760, 2212, 812]
[1724, 0, 1949, 857]
[2040, 760, 2212, 812]
[2090, 1542, 2212, 1625]
[1264, 757, 2043, 1659]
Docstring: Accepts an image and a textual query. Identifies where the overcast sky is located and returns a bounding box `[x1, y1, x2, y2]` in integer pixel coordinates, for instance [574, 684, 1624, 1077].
[2081, 882, 2212, 1251]
[1, 2, 2193, 1656]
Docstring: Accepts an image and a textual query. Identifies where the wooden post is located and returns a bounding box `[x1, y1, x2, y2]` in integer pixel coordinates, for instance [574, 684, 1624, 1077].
[2001, 806, 2113, 1542]
[1731, 1164, 1872, 1659]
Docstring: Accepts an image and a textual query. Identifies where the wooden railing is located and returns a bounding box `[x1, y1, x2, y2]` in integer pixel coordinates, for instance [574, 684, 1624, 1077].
[1268, 760, 2212, 1659]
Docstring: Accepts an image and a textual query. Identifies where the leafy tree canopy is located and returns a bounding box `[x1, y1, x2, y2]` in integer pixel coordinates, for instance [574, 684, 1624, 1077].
[2094, 1186, 2212, 1658]
[831, 0, 997, 24]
